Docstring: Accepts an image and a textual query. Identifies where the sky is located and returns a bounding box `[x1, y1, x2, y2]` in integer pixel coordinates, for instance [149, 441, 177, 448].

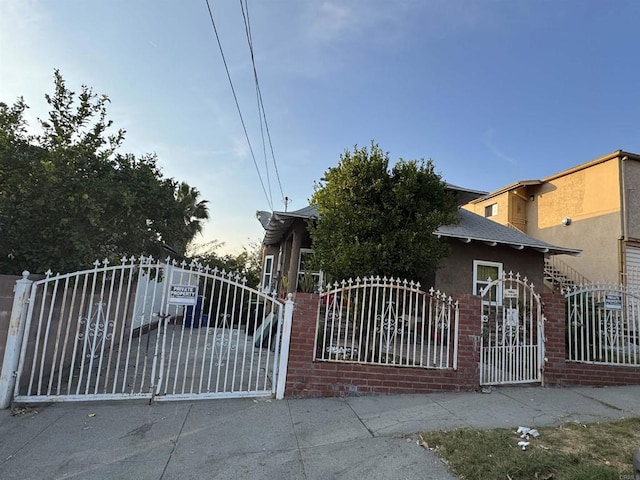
[2, 0, 640, 255]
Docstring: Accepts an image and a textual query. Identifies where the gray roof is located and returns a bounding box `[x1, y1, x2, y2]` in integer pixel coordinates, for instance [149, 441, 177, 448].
[435, 208, 581, 255]
[261, 206, 318, 246]
[444, 183, 487, 205]
[256, 210, 272, 229]
[258, 202, 581, 256]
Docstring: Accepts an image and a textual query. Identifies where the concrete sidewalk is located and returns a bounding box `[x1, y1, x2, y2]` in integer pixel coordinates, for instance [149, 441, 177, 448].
[0, 385, 639, 480]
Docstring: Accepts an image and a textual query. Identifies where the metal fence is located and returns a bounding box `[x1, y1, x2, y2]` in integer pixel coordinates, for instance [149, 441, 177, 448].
[565, 283, 640, 366]
[622, 266, 640, 294]
[13, 256, 290, 403]
[315, 276, 459, 369]
[479, 272, 544, 385]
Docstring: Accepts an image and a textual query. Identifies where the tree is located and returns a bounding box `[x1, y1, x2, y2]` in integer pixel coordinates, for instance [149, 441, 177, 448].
[189, 240, 262, 289]
[0, 70, 209, 274]
[170, 182, 210, 255]
[308, 142, 458, 286]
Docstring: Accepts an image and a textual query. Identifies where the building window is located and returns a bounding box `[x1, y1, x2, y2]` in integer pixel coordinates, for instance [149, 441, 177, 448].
[473, 260, 503, 304]
[297, 249, 323, 293]
[484, 203, 498, 218]
[261, 255, 274, 293]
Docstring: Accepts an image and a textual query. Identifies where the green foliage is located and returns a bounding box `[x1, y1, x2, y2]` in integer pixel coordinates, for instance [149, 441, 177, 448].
[189, 240, 262, 289]
[308, 142, 457, 286]
[0, 70, 209, 274]
[297, 270, 319, 293]
[173, 182, 210, 254]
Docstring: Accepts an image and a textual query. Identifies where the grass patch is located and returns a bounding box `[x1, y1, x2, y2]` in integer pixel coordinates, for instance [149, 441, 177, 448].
[421, 417, 640, 480]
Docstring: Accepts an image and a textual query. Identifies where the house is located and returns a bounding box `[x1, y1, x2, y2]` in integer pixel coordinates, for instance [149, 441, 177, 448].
[434, 208, 580, 295]
[257, 205, 317, 296]
[461, 150, 640, 290]
[257, 184, 580, 297]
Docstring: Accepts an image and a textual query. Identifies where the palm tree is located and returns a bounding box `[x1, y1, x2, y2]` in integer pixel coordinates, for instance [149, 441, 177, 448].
[173, 182, 210, 254]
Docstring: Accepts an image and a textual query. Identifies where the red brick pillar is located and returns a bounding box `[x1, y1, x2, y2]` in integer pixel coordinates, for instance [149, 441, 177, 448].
[541, 292, 567, 386]
[284, 292, 320, 396]
[454, 294, 482, 389]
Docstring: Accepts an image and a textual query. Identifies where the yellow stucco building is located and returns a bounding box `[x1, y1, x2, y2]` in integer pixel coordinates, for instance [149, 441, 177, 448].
[462, 150, 640, 289]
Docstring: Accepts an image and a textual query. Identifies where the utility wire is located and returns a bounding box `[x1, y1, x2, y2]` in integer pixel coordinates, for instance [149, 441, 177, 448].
[240, 0, 272, 209]
[240, 0, 286, 208]
[204, 0, 273, 211]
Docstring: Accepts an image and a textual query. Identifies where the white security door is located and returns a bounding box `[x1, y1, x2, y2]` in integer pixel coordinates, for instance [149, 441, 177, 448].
[479, 272, 544, 385]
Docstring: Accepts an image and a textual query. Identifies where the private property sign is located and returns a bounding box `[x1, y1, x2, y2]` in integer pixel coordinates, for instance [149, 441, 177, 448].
[169, 285, 198, 305]
[604, 294, 622, 310]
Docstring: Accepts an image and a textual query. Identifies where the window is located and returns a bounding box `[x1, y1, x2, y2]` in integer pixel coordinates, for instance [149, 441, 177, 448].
[484, 203, 498, 218]
[473, 260, 503, 304]
[261, 255, 274, 293]
[297, 249, 323, 293]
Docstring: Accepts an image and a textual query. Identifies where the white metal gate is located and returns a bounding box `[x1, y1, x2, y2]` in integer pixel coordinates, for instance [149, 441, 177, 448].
[565, 283, 640, 365]
[479, 272, 544, 385]
[12, 256, 292, 403]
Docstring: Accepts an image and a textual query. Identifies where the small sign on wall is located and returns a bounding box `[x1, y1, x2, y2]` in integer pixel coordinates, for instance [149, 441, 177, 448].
[169, 285, 198, 305]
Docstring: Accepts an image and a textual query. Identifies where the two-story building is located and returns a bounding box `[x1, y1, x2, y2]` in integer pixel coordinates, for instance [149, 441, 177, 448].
[462, 150, 640, 290]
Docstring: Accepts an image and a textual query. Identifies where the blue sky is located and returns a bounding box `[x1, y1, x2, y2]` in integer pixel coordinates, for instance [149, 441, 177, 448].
[2, 1, 639, 255]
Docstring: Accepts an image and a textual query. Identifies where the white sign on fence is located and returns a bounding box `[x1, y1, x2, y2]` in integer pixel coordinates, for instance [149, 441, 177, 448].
[169, 285, 198, 305]
[604, 294, 622, 310]
[504, 288, 519, 299]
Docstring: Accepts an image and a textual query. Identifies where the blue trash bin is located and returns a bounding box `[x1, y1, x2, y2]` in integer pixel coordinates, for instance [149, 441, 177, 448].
[185, 295, 208, 327]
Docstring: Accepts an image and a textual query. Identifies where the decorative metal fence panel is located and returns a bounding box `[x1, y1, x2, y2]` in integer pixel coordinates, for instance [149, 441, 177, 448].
[479, 272, 544, 385]
[315, 276, 459, 369]
[622, 266, 640, 295]
[565, 283, 640, 366]
[14, 256, 287, 403]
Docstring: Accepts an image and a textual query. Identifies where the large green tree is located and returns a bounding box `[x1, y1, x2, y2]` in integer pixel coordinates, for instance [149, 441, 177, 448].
[308, 142, 458, 286]
[0, 70, 208, 274]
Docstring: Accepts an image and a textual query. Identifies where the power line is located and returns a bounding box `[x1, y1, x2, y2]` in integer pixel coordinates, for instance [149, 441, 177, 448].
[240, 0, 272, 209]
[240, 0, 286, 207]
[203, 0, 273, 211]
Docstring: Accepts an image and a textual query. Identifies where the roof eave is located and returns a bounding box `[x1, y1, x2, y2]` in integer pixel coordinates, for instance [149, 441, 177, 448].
[434, 232, 581, 256]
[468, 180, 542, 204]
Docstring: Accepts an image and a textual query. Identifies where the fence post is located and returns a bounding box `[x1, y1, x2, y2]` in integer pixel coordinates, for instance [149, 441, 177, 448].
[275, 294, 294, 400]
[0, 272, 33, 409]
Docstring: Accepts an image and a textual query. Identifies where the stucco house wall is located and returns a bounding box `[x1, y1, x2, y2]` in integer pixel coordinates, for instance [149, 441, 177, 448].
[527, 158, 622, 283]
[462, 151, 640, 285]
[435, 242, 546, 295]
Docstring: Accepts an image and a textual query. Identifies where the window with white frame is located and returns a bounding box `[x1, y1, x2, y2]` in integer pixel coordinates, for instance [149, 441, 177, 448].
[484, 203, 498, 218]
[473, 260, 503, 304]
[297, 249, 323, 293]
[261, 255, 274, 293]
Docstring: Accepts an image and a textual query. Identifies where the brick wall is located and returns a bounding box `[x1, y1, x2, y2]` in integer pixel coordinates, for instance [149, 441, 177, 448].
[285, 293, 482, 397]
[284, 291, 640, 398]
[542, 292, 640, 387]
